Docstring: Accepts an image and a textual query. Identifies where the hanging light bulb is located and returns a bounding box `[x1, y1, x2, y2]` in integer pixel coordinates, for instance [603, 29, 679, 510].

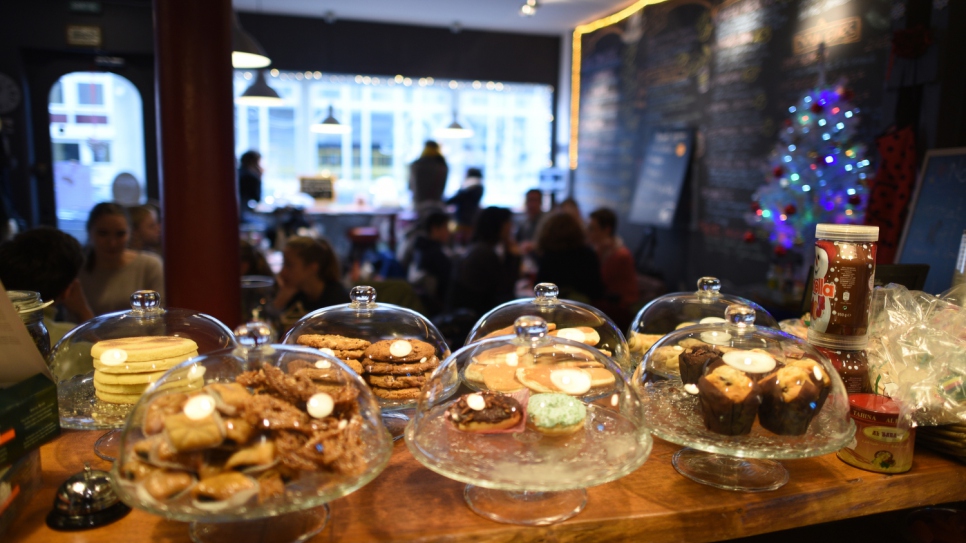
[236, 70, 283, 106]
[231, 12, 271, 69]
[435, 89, 474, 139]
[310, 105, 351, 134]
[520, 0, 538, 17]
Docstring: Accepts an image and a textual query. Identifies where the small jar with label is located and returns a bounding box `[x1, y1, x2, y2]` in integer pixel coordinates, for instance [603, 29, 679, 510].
[809, 224, 879, 341]
[808, 333, 869, 394]
[9, 290, 53, 360]
[837, 393, 914, 473]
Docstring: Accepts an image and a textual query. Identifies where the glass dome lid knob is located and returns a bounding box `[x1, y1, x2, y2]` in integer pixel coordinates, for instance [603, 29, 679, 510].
[725, 304, 756, 328]
[696, 277, 721, 300]
[234, 321, 274, 347]
[514, 315, 549, 342]
[533, 283, 559, 305]
[350, 285, 377, 307]
[129, 290, 162, 314]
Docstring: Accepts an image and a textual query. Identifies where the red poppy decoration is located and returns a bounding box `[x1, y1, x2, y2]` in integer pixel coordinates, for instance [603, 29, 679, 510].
[842, 89, 855, 102]
[774, 245, 788, 257]
[784, 204, 797, 216]
[751, 201, 761, 212]
[810, 102, 824, 114]
[773, 166, 784, 178]
[848, 194, 862, 206]
[743, 231, 756, 243]
[783, 118, 793, 128]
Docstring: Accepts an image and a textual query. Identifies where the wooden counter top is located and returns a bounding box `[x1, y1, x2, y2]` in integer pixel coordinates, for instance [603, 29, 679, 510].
[8, 430, 966, 543]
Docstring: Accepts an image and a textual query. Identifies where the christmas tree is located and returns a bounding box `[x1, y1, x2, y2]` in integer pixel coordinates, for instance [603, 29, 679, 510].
[749, 83, 873, 255]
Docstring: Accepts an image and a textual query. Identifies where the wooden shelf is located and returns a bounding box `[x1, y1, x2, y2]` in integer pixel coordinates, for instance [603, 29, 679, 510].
[8, 430, 966, 542]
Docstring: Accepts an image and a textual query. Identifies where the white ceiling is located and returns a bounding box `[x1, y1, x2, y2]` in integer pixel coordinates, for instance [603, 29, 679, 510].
[233, 0, 633, 35]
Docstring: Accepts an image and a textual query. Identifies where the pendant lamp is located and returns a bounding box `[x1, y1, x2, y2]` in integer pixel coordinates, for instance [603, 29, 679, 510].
[435, 90, 473, 139]
[232, 11, 271, 69]
[236, 70, 283, 106]
[310, 105, 351, 134]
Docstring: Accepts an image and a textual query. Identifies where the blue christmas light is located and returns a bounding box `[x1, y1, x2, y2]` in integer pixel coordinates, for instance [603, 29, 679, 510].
[784, 156, 792, 162]
[847, 188, 856, 195]
[836, 122, 845, 130]
[825, 156, 834, 164]
[790, 173, 800, 181]
[845, 164, 853, 171]
[789, 106, 797, 113]
[818, 119, 827, 126]
[762, 210, 772, 218]
[788, 145, 797, 151]
[804, 96, 812, 103]
[822, 133, 831, 141]
[803, 185, 811, 192]
[845, 111, 853, 118]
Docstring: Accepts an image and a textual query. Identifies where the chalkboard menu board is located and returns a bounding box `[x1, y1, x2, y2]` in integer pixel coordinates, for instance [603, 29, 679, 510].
[897, 148, 966, 294]
[629, 128, 694, 226]
[575, 0, 892, 288]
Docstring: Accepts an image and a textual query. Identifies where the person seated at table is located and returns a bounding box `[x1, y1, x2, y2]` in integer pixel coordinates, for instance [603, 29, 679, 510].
[408, 210, 453, 315]
[240, 238, 274, 277]
[557, 197, 585, 229]
[79, 202, 164, 316]
[534, 210, 604, 304]
[515, 188, 544, 252]
[272, 235, 349, 330]
[450, 207, 520, 318]
[128, 203, 162, 254]
[0, 227, 95, 343]
[587, 207, 639, 328]
[238, 150, 263, 215]
[446, 167, 484, 246]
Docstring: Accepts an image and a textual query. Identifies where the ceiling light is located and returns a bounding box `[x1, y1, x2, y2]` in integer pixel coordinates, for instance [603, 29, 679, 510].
[310, 105, 351, 134]
[236, 70, 283, 106]
[520, 0, 537, 16]
[231, 12, 271, 69]
[435, 120, 474, 139]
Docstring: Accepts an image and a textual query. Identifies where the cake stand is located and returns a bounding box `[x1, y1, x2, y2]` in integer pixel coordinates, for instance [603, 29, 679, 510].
[406, 316, 652, 525]
[635, 305, 855, 491]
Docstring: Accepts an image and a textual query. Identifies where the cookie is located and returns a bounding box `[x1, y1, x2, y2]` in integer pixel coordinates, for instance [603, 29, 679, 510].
[365, 373, 429, 389]
[364, 339, 436, 364]
[363, 357, 439, 375]
[343, 359, 363, 374]
[93, 351, 198, 374]
[481, 364, 525, 392]
[94, 377, 203, 395]
[370, 386, 422, 400]
[549, 327, 601, 347]
[91, 336, 199, 362]
[464, 363, 486, 383]
[480, 322, 556, 340]
[296, 334, 371, 352]
[93, 366, 198, 386]
[472, 344, 533, 366]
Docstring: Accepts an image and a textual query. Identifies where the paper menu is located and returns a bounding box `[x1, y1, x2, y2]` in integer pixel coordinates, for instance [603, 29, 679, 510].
[0, 281, 53, 386]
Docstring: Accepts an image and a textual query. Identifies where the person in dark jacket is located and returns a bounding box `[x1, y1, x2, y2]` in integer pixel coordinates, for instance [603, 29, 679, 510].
[409, 141, 448, 217]
[446, 167, 484, 245]
[450, 207, 520, 318]
[238, 150, 263, 214]
[409, 211, 453, 315]
[534, 210, 604, 303]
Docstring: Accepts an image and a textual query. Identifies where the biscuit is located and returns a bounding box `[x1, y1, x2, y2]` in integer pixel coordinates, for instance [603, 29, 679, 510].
[472, 344, 533, 366]
[370, 386, 422, 400]
[480, 322, 556, 341]
[343, 359, 363, 374]
[365, 374, 429, 389]
[549, 327, 601, 347]
[296, 334, 371, 352]
[93, 366, 196, 385]
[94, 377, 203, 395]
[363, 357, 439, 375]
[481, 364, 525, 392]
[332, 349, 365, 360]
[93, 351, 198, 374]
[364, 339, 436, 364]
[464, 363, 486, 383]
[91, 336, 199, 362]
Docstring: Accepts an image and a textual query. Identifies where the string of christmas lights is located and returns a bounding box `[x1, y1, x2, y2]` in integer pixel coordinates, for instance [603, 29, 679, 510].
[748, 84, 872, 255]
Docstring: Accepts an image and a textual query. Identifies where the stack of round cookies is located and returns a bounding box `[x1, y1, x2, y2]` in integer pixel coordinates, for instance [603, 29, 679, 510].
[362, 339, 438, 401]
[92, 336, 202, 404]
[295, 334, 369, 374]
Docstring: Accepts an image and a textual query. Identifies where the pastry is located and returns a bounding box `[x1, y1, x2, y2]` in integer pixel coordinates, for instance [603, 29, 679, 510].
[141, 470, 195, 501]
[628, 332, 662, 354]
[464, 363, 487, 383]
[549, 327, 601, 346]
[365, 373, 429, 389]
[92, 336, 198, 361]
[480, 322, 557, 340]
[364, 339, 436, 364]
[758, 366, 822, 435]
[679, 345, 724, 385]
[362, 357, 439, 375]
[527, 393, 587, 436]
[164, 412, 226, 452]
[786, 358, 831, 410]
[697, 365, 761, 435]
[192, 472, 258, 507]
[92, 351, 197, 373]
[481, 364, 526, 392]
[472, 344, 532, 366]
[446, 392, 523, 432]
[295, 334, 371, 352]
[649, 345, 685, 372]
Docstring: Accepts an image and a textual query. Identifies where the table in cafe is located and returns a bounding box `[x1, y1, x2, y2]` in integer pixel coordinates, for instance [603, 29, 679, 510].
[9, 430, 966, 542]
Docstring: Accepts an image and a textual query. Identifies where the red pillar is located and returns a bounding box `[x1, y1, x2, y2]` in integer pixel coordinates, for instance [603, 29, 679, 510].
[154, 0, 240, 328]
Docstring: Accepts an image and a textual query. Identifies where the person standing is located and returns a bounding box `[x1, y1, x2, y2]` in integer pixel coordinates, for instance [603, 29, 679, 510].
[238, 150, 263, 214]
[446, 167, 484, 246]
[409, 140, 448, 217]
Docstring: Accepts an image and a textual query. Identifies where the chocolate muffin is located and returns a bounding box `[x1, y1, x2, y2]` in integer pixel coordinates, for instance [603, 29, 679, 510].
[679, 345, 724, 385]
[446, 392, 523, 432]
[697, 365, 761, 435]
[757, 366, 822, 436]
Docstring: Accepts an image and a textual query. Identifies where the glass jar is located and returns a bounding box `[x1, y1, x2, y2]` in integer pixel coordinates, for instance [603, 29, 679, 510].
[9, 290, 54, 360]
[809, 224, 879, 340]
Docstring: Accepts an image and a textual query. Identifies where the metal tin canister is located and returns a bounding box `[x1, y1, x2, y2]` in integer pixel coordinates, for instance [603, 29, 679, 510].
[837, 393, 914, 473]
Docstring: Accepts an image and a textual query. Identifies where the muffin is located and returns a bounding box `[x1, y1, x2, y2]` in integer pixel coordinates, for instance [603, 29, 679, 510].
[679, 345, 724, 385]
[757, 366, 822, 435]
[786, 358, 831, 411]
[697, 365, 761, 435]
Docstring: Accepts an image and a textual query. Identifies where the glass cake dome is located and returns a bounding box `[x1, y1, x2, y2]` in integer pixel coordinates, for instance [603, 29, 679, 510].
[111, 322, 393, 543]
[628, 277, 780, 366]
[464, 283, 631, 371]
[50, 290, 237, 430]
[406, 315, 651, 525]
[281, 286, 451, 435]
[632, 304, 854, 491]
